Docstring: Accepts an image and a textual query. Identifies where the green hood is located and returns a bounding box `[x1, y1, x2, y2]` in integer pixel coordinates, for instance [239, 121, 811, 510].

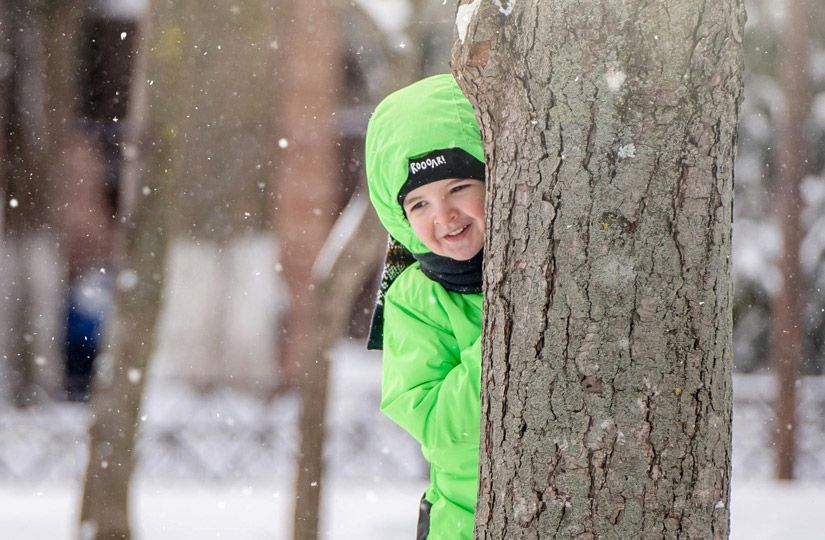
[365, 74, 485, 254]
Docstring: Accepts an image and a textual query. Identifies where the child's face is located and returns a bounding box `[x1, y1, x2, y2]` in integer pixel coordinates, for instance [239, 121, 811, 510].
[402, 178, 485, 261]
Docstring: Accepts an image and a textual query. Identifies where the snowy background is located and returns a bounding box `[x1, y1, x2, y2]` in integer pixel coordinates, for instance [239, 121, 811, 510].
[1, 341, 824, 538]
[1, 0, 825, 538]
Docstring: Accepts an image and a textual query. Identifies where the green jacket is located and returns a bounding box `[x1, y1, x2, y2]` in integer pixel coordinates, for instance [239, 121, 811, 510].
[365, 74, 485, 539]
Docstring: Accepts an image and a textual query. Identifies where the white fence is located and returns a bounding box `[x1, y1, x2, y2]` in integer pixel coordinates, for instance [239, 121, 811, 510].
[0, 371, 823, 482]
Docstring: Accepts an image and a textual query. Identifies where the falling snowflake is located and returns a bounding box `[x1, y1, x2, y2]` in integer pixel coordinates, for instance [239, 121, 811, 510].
[128, 368, 142, 384]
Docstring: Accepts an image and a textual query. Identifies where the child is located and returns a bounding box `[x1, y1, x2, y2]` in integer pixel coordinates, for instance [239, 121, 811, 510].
[365, 74, 485, 540]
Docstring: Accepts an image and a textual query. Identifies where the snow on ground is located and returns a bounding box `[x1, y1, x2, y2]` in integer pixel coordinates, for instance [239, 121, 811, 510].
[730, 481, 825, 540]
[0, 477, 426, 539]
[1, 341, 824, 538]
[1, 478, 824, 539]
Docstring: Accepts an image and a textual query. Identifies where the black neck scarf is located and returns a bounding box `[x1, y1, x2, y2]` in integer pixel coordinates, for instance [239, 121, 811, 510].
[414, 250, 483, 294]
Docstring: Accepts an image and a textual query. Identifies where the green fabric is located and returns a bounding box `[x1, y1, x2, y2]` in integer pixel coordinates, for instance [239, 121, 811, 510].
[382, 264, 482, 540]
[366, 74, 485, 539]
[365, 74, 485, 255]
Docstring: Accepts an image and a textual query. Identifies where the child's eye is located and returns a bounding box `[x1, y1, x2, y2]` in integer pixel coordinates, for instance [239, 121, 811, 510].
[408, 200, 426, 212]
[451, 184, 470, 193]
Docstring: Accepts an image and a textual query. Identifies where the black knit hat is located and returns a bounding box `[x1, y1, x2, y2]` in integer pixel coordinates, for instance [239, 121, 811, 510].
[397, 147, 486, 208]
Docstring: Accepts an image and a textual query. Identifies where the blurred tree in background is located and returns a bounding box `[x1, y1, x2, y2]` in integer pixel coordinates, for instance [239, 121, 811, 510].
[0, 0, 86, 406]
[80, 0, 286, 536]
[287, 2, 459, 537]
[734, 0, 825, 377]
[735, 0, 824, 479]
[772, 0, 811, 481]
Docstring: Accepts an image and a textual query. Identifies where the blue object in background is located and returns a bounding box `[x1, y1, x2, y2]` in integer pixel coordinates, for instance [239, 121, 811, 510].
[64, 271, 111, 402]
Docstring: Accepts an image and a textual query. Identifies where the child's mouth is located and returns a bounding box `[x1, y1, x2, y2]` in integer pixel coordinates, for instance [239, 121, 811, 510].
[444, 224, 470, 240]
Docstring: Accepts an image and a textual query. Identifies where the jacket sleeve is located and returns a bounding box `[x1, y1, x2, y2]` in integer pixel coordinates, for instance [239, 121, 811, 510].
[379, 292, 481, 469]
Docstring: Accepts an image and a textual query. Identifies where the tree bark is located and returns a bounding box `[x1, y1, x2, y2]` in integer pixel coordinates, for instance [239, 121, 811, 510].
[772, 0, 811, 481]
[454, 1, 744, 537]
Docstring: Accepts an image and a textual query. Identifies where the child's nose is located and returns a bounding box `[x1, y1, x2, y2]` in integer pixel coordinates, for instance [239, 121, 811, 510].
[434, 204, 457, 225]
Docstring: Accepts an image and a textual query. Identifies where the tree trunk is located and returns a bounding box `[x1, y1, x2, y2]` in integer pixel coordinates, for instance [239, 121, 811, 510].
[771, 0, 810, 482]
[276, 1, 343, 537]
[42, 0, 84, 148]
[0, 0, 8, 172]
[1, 1, 85, 404]
[291, 195, 386, 540]
[454, 1, 744, 537]
[1, 3, 44, 406]
[79, 7, 163, 538]
[80, 0, 282, 534]
[274, 0, 342, 389]
[170, 0, 276, 240]
[3, 2, 48, 237]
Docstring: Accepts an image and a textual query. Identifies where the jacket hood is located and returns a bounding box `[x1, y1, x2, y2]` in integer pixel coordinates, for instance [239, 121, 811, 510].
[365, 74, 485, 254]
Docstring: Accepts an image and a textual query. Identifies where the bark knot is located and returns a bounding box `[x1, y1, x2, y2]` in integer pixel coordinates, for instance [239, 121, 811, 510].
[581, 375, 603, 394]
[468, 40, 491, 69]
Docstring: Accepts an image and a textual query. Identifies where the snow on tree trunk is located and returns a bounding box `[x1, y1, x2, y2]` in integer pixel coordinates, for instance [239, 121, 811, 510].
[454, 1, 744, 537]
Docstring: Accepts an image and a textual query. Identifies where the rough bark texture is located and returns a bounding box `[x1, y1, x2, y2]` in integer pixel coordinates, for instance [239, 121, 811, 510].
[453, 1, 744, 537]
[772, 0, 810, 481]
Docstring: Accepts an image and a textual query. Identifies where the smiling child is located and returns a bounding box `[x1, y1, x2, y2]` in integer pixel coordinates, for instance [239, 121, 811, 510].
[365, 74, 485, 540]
